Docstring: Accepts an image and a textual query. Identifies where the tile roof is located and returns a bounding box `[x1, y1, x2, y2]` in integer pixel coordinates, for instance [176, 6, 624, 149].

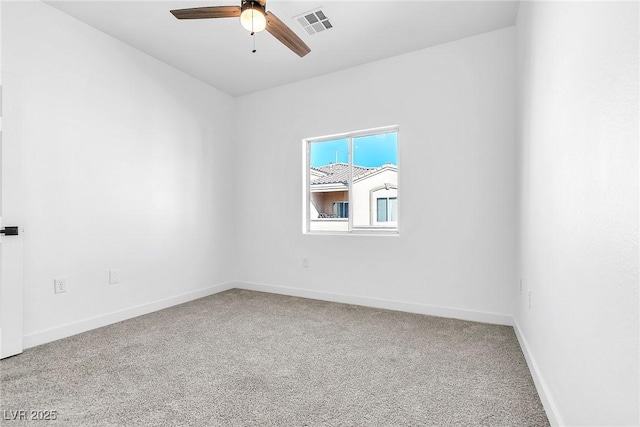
[310, 163, 374, 185]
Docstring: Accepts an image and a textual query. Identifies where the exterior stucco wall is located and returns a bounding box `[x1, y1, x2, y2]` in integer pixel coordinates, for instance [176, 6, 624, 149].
[353, 169, 398, 227]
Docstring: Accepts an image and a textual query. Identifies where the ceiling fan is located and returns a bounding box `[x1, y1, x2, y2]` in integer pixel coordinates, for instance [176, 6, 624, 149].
[170, 0, 311, 57]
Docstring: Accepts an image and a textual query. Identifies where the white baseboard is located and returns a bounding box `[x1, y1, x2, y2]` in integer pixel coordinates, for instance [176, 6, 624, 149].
[233, 281, 513, 326]
[513, 319, 562, 426]
[23, 282, 235, 350]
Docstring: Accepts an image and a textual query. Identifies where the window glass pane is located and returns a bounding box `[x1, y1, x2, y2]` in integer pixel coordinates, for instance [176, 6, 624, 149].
[309, 139, 349, 232]
[352, 132, 398, 228]
[389, 197, 398, 222]
[377, 198, 387, 222]
[353, 133, 398, 167]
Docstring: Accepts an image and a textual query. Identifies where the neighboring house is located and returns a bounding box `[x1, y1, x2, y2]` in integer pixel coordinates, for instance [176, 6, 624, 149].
[309, 163, 397, 231]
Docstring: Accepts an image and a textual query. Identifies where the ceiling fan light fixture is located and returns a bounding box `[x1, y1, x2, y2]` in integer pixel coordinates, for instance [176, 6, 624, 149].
[240, 1, 266, 33]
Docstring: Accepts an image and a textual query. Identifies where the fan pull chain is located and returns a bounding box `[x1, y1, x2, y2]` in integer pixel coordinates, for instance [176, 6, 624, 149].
[251, 3, 256, 53]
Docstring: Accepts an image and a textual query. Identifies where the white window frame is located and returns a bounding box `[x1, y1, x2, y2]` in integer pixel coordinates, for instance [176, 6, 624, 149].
[303, 125, 399, 235]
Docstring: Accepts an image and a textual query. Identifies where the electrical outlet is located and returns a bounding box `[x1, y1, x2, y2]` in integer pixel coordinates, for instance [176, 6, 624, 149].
[528, 290, 532, 309]
[109, 270, 120, 284]
[54, 278, 67, 294]
[302, 258, 309, 268]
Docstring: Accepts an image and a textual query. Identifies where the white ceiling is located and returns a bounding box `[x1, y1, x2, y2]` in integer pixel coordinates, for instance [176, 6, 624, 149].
[45, 0, 519, 97]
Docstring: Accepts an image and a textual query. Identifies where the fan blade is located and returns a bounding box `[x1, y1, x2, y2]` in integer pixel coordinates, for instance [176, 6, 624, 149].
[170, 6, 241, 20]
[266, 11, 311, 57]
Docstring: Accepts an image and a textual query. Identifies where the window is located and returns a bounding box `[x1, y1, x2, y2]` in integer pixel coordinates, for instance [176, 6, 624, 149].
[377, 197, 397, 222]
[304, 126, 398, 234]
[333, 201, 349, 218]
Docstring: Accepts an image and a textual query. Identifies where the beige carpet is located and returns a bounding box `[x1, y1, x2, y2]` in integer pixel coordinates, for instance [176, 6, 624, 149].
[1, 289, 549, 426]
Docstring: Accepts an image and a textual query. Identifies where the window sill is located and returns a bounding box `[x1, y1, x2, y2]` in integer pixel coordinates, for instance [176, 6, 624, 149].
[304, 230, 399, 237]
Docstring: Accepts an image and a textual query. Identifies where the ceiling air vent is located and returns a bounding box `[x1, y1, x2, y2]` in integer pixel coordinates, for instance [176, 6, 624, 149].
[295, 8, 332, 36]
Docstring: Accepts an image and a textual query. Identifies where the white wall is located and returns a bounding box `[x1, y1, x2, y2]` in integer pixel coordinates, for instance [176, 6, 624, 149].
[3, 1, 236, 344]
[515, 2, 639, 426]
[0, 0, 3, 352]
[234, 27, 517, 324]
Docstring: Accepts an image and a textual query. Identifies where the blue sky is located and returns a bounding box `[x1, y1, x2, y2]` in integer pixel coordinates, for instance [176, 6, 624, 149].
[310, 132, 397, 168]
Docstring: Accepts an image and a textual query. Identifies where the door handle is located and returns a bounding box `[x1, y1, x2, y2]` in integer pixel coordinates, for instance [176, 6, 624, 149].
[1, 226, 19, 236]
